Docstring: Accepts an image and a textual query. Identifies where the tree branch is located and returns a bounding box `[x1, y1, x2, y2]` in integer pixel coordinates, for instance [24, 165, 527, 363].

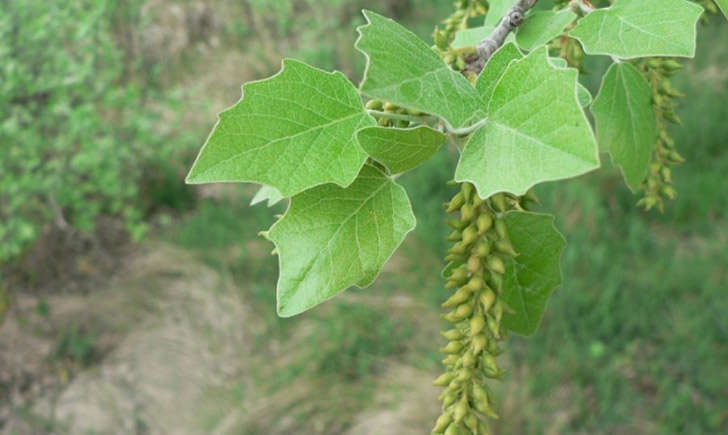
[466, 0, 539, 74]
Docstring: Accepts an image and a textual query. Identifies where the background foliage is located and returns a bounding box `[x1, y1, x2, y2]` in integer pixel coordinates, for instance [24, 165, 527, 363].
[1, 1, 726, 434]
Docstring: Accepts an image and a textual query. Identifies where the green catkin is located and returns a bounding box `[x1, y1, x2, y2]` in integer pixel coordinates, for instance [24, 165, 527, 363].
[433, 183, 521, 434]
[636, 57, 686, 212]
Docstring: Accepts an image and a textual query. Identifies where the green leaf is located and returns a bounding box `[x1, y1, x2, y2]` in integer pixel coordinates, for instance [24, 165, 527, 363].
[485, 0, 517, 27]
[501, 211, 566, 336]
[356, 10, 486, 128]
[269, 164, 416, 317]
[452, 25, 515, 49]
[516, 9, 576, 51]
[456, 47, 600, 199]
[357, 126, 446, 174]
[569, 0, 704, 59]
[548, 57, 593, 108]
[476, 42, 523, 102]
[717, 0, 728, 19]
[452, 25, 494, 48]
[250, 185, 283, 207]
[591, 62, 657, 191]
[186, 59, 374, 197]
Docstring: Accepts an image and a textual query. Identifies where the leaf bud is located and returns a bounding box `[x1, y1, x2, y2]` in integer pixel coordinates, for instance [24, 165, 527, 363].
[463, 275, 485, 293]
[454, 398, 469, 422]
[461, 351, 476, 368]
[467, 255, 482, 274]
[383, 102, 399, 112]
[486, 255, 506, 275]
[447, 192, 465, 213]
[662, 185, 677, 200]
[447, 229, 462, 242]
[461, 203, 475, 222]
[495, 239, 517, 256]
[462, 183, 474, 200]
[480, 289, 496, 313]
[433, 411, 453, 433]
[461, 225, 478, 246]
[464, 414, 479, 433]
[491, 193, 507, 212]
[472, 333, 487, 354]
[442, 355, 459, 366]
[474, 240, 491, 258]
[476, 213, 493, 234]
[441, 340, 464, 354]
[442, 328, 464, 340]
[495, 219, 508, 239]
[365, 99, 383, 110]
[434, 372, 456, 386]
[470, 314, 486, 336]
[442, 286, 471, 308]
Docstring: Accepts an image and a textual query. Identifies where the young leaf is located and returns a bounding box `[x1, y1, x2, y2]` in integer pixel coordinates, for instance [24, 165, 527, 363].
[269, 164, 416, 317]
[456, 47, 600, 199]
[501, 211, 566, 336]
[569, 0, 704, 59]
[357, 126, 446, 174]
[250, 185, 284, 207]
[591, 62, 657, 191]
[516, 9, 576, 51]
[476, 42, 523, 103]
[356, 10, 486, 128]
[186, 59, 374, 197]
[485, 0, 518, 27]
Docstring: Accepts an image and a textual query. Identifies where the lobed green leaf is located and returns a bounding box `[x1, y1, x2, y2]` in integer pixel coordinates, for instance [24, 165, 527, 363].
[356, 10, 486, 128]
[501, 211, 566, 336]
[250, 185, 284, 207]
[357, 126, 446, 174]
[456, 47, 600, 199]
[591, 62, 657, 191]
[569, 0, 703, 59]
[485, 0, 518, 27]
[269, 164, 416, 317]
[186, 59, 374, 197]
[717, 0, 728, 19]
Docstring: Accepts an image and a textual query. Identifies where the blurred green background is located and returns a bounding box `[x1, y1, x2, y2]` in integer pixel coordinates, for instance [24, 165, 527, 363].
[1, 1, 726, 434]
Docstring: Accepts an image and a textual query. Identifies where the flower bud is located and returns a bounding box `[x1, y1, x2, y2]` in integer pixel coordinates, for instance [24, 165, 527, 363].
[441, 341, 463, 354]
[442, 328, 464, 340]
[491, 193, 507, 212]
[433, 411, 453, 433]
[454, 398, 469, 422]
[486, 255, 506, 275]
[434, 372, 456, 386]
[365, 99, 383, 110]
[495, 219, 507, 239]
[447, 192, 465, 213]
[472, 333, 487, 354]
[476, 214, 493, 234]
[470, 314, 486, 336]
[480, 289, 496, 313]
[442, 287, 471, 308]
[461, 225, 478, 247]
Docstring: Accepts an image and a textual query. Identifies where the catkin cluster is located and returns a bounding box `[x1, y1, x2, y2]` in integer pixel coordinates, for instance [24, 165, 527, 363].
[637, 58, 686, 212]
[433, 184, 532, 435]
[433, 0, 488, 74]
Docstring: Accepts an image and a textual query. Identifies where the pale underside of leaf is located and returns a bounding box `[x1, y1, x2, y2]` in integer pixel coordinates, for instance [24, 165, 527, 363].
[357, 126, 446, 174]
[186, 58, 374, 197]
[269, 164, 416, 317]
[501, 211, 566, 336]
[356, 10, 486, 129]
[250, 185, 284, 207]
[569, 0, 704, 59]
[516, 9, 576, 51]
[591, 61, 657, 191]
[456, 47, 600, 199]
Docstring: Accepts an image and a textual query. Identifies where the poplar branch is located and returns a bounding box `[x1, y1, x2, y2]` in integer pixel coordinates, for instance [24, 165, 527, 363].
[466, 0, 539, 74]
